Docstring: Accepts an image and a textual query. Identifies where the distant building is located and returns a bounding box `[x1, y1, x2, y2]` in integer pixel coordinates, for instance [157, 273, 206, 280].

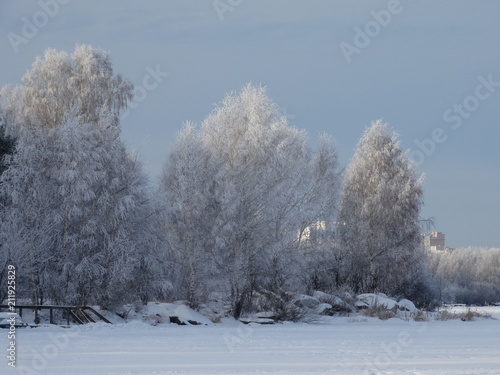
[424, 231, 452, 252]
[298, 221, 337, 246]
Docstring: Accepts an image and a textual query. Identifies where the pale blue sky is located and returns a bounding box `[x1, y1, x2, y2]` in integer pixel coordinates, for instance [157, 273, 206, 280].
[1, 0, 499, 247]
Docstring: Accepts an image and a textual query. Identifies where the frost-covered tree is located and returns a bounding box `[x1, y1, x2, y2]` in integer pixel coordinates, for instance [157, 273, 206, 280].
[160, 84, 340, 318]
[0, 85, 22, 138]
[0, 45, 167, 307]
[1, 112, 168, 306]
[2, 44, 133, 133]
[0, 123, 59, 305]
[0, 125, 15, 176]
[159, 123, 219, 308]
[338, 120, 424, 295]
[0, 129, 15, 303]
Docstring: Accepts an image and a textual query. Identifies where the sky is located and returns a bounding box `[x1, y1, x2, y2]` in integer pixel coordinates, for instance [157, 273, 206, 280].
[0, 0, 499, 248]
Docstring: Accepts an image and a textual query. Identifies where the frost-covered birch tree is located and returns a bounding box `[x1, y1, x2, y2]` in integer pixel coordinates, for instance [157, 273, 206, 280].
[0, 45, 167, 307]
[159, 123, 219, 308]
[23, 45, 132, 130]
[0, 123, 16, 303]
[0, 123, 15, 175]
[2, 117, 168, 306]
[0, 123, 63, 305]
[338, 120, 424, 295]
[160, 84, 340, 318]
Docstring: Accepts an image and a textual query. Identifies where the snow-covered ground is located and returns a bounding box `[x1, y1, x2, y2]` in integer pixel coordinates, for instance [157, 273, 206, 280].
[3, 307, 500, 375]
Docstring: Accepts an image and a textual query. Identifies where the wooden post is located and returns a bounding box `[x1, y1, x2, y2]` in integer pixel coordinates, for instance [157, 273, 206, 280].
[66, 308, 70, 326]
[34, 309, 40, 325]
[50, 308, 54, 324]
[19, 308, 23, 318]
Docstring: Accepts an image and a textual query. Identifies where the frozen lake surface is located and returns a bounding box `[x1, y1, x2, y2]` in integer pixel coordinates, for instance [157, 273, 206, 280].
[4, 307, 500, 375]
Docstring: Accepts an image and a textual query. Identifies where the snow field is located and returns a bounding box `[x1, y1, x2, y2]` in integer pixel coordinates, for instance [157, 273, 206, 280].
[3, 307, 500, 375]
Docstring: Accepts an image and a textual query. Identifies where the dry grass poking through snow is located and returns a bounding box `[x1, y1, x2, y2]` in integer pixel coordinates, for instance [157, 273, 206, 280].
[361, 304, 397, 320]
[358, 305, 494, 322]
[435, 309, 493, 321]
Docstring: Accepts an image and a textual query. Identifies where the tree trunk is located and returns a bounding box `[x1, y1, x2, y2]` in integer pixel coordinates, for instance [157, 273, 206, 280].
[188, 253, 196, 308]
[370, 258, 378, 293]
[233, 296, 243, 320]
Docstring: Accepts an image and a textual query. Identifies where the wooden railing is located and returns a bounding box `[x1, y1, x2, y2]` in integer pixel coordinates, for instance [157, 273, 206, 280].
[0, 305, 112, 326]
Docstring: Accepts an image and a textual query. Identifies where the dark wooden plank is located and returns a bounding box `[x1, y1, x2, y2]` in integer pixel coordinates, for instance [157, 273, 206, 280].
[83, 306, 112, 324]
[0, 305, 112, 325]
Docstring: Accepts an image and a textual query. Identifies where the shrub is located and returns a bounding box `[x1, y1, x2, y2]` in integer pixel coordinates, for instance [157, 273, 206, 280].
[252, 288, 305, 322]
[362, 304, 397, 320]
[461, 309, 492, 321]
[435, 310, 459, 321]
[313, 289, 355, 316]
[435, 309, 492, 321]
[348, 317, 368, 323]
[411, 310, 429, 322]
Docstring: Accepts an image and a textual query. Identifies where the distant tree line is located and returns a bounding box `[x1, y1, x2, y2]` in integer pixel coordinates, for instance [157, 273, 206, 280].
[1, 46, 497, 318]
[428, 247, 500, 305]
